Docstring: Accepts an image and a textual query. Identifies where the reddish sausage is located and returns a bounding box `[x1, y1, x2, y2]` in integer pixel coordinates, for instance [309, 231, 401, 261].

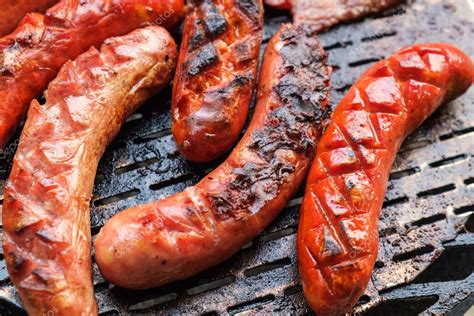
[264, 0, 403, 32]
[171, 0, 263, 162]
[298, 43, 474, 315]
[171, 0, 264, 162]
[94, 24, 331, 289]
[2, 26, 178, 315]
[264, 0, 291, 10]
[0, 0, 58, 36]
[0, 0, 184, 149]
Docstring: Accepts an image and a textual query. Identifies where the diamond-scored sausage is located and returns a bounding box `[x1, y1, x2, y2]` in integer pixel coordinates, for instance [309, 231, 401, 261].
[298, 43, 474, 315]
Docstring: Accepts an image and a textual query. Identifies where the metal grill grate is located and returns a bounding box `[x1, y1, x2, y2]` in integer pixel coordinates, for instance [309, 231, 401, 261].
[0, 0, 473, 314]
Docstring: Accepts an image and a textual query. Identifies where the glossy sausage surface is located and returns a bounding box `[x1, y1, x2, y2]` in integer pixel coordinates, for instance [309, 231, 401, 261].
[0, 0, 57, 36]
[2, 26, 178, 315]
[172, 0, 263, 162]
[264, 0, 403, 32]
[95, 24, 331, 289]
[0, 0, 184, 149]
[264, 0, 291, 10]
[298, 43, 474, 315]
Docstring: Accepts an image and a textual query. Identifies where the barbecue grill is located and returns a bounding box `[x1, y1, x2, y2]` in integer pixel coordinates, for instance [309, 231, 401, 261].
[0, 0, 473, 314]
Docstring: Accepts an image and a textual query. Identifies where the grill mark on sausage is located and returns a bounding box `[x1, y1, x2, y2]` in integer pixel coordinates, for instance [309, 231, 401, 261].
[188, 0, 228, 50]
[235, 0, 260, 23]
[209, 25, 330, 219]
[201, 0, 228, 36]
[186, 43, 219, 76]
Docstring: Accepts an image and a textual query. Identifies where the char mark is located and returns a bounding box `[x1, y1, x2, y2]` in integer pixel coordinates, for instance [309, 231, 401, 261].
[209, 24, 331, 220]
[235, 0, 261, 24]
[188, 0, 228, 50]
[201, 0, 228, 37]
[187, 43, 219, 76]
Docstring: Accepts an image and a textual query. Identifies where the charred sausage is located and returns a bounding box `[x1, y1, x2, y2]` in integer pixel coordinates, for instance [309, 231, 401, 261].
[298, 43, 474, 315]
[94, 24, 331, 289]
[171, 0, 263, 162]
[0, 0, 184, 149]
[2, 26, 178, 315]
[0, 0, 58, 36]
[264, 0, 403, 32]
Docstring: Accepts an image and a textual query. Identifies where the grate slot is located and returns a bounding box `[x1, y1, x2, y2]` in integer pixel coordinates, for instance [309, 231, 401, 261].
[439, 126, 474, 141]
[128, 293, 177, 311]
[389, 167, 420, 180]
[393, 246, 435, 262]
[115, 157, 160, 175]
[411, 214, 445, 228]
[186, 276, 235, 296]
[428, 154, 467, 168]
[243, 258, 292, 277]
[383, 196, 409, 208]
[348, 58, 382, 68]
[149, 173, 194, 191]
[226, 294, 275, 314]
[361, 30, 397, 42]
[133, 129, 172, 144]
[417, 184, 456, 198]
[93, 189, 140, 206]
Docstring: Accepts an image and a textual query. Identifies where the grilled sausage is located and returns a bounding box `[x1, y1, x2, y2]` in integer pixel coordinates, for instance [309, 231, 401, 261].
[0, 0, 58, 36]
[264, 0, 291, 10]
[2, 26, 178, 315]
[264, 0, 403, 31]
[0, 0, 184, 149]
[94, 24, 331, 289]
[298, 43, 474, 315]
[171, 0, 263, 162]
[263, 0, 289, 11]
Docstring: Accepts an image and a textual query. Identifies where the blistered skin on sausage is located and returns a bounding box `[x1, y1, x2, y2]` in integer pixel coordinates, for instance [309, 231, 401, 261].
[298, 43, 474, 315]
[95, 24, 331, 289]
[0, 0, 184, 149]
[0, 0, 58, 36]
[171, 0, 264, 162]
[263, 0, 403, 32]
[2, 26, 178, 316]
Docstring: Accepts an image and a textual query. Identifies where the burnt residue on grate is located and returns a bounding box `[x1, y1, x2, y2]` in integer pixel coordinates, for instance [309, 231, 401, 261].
[0, 0, 473, 314]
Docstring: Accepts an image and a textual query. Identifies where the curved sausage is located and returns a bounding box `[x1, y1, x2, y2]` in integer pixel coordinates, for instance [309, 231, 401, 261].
[94, 24, 331, 289]
[0, 0, 58, 36]
[264, 0, 403, 32]
[2, 26, 178, 315]
[0, 0, 184, 149]
[298, 43, 474, 315]
[171, 0, 263, 162]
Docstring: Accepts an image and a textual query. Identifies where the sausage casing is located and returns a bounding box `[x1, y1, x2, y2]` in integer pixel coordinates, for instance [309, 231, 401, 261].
[2, 26, 178, 315]
[171, 0, 264, 162]
[264, 0, 403, 32]
[0, 0, 58, 36]
[94, 24, 331, 289]
[0, 0, 184, 149]
[298, 43, 474, 315]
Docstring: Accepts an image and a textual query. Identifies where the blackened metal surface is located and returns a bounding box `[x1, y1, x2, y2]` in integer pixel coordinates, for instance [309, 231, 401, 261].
[0, 0, 473, 314]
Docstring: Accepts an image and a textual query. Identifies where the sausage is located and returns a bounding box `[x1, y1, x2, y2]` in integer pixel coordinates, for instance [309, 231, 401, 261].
[94, 24, 331, 289]
[292, 0, 403, 31]
[264, 0, 291, 10]
[2, 26, 178, 315]
[0, 0, 58, 37]
[297, 43, 474, 315]
[0, 0, 184, 149]
[264, 0, 403, 32]
[171, 0, 263, 162]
